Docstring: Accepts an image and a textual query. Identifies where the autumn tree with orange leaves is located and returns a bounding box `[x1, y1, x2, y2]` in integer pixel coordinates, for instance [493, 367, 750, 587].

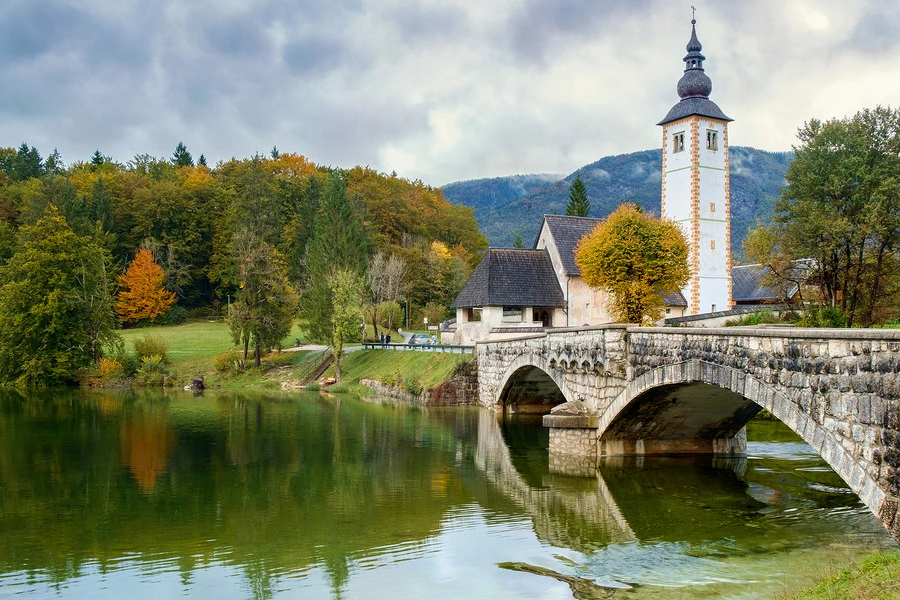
[116, 248, 176, 324]
[575, 204, 688, 324]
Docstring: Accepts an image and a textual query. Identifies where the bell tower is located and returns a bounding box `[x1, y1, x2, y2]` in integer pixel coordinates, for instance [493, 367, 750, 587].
[658, 18, 732, 315]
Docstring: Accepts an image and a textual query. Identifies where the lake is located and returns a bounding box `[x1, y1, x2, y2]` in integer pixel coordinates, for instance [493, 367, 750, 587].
[0, 388, 893, 599]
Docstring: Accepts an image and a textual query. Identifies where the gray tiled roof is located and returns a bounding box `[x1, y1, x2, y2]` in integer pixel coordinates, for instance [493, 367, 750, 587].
[731, 263, 806, 303]
[657, 97, 733, 126]
[452, 248, 565, 309]
[662, 291, 688, 307]
[536, 215, 602, 276]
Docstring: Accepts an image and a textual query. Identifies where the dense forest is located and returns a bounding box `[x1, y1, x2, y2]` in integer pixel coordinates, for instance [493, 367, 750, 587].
[0, 143, 487, 385]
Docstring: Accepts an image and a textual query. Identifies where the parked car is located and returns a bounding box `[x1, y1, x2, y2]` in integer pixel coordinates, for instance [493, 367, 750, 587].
[408, 333, 434, 345]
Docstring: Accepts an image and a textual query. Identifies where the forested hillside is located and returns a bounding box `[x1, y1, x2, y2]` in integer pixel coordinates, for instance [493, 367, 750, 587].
[443, 147, 793, 257]
[0, 143, 487, 385]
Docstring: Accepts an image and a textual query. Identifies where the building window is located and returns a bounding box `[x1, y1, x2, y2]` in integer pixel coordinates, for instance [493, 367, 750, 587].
[707, 130, 718, 151]
[710, 239, 716, 250]
[673, 132, 685, 153]
[710, 202, 716, 213]
[711, 304, 717, 312]
[665, 308, 671, 314]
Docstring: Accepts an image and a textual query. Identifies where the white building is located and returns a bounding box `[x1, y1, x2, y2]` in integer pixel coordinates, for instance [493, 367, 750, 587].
[658, 18, 733, 315]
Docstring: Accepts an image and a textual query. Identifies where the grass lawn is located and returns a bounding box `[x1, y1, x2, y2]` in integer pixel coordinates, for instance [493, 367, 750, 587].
[784, 550, 900, 600]
[116, 320, 312, 386]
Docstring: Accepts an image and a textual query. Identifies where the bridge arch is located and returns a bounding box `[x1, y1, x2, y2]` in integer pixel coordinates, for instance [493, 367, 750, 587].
[600, 359, 890, 531]
[495, 354, 573, 414]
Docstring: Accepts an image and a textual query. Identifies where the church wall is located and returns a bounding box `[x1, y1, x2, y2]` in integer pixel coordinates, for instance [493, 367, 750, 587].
[568, 277, 614, 326]
[535, 222, 569, 297]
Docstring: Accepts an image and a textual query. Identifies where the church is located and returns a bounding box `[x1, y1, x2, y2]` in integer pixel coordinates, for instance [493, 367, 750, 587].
[448, 19, 764, 346]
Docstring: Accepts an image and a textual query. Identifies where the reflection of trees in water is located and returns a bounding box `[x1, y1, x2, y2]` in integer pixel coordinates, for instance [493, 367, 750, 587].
[119, 403, 175, 493]
[0, 390, 474, 596]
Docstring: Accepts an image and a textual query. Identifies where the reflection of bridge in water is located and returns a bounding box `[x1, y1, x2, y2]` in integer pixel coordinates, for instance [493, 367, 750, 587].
[470, 410, 888, 554]
[473, 410, 636, 550]
[476, 325, 900, 542]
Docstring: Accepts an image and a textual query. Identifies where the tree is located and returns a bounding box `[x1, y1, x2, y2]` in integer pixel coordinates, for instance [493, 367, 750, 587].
[229, 229, 298, 368]
[512, 232, 524, 248]
[329, 268, 363, 381]
[575, 203, 688, 324]
[299, 172, 370, 343]
[90, 150, 110, 170]
[0, 206, 119, 386]
[116, 248, 177, 324]
[197, 154, 208, 167]
[566, 174, 590, 217]
[172, 142, 194, 167]
[365, 252, 406, 338]
[746, 106, 900, 326]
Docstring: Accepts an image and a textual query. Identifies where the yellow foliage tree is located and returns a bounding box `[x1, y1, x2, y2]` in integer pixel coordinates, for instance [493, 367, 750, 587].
[116, 248, 177, 324]
[575, 204, 689, 324]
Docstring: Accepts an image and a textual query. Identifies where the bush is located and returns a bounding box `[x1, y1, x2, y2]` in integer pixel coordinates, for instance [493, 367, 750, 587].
[798, 305, 847, 328]
[156, 305, 187, 325]
[135, 354, 166, 386]
[133, 334, 169, 363]
[83, 357, 129, 388]
[305, 381, 320, 391]
[215, 350, 243, 374]
[724, 310, 782, 326]
[404, 374, 423, 395]
[381, 370, 402, 388]
[96, 357, 126, 381]
[330, 383, 349, 393]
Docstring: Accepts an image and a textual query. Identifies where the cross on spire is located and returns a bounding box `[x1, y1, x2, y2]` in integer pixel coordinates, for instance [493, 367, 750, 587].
[691, 5, 696, 21]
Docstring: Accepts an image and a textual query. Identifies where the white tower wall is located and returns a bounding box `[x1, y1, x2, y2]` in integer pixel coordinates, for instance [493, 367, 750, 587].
[661, 116, 731, 315]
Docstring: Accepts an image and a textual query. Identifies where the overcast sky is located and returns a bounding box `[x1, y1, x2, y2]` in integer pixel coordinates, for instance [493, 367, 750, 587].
[2, 0, 899, 186]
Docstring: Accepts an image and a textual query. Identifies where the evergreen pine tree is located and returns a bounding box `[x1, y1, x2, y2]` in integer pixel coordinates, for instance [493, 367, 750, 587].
[299, 172, 370, 343]
[566, 174, 591, 217]
[172, 142, 193, 167]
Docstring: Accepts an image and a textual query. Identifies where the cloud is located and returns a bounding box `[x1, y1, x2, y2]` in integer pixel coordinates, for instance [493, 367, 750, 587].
[0, 0, 898, 185]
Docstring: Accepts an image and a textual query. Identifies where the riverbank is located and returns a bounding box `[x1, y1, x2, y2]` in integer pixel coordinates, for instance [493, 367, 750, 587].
[112, 320, 463, 392]
[782, 549, 900, 599]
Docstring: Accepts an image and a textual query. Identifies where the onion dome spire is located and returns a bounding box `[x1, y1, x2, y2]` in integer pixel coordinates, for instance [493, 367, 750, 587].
[658, 18, 732, 126]
[677, 19, 712, 99]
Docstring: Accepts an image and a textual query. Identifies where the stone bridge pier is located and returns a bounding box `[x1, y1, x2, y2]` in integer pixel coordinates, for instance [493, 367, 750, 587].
[476, 325, 900, 543]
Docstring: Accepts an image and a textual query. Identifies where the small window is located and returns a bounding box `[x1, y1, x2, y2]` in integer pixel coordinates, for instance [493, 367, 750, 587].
[710, 202, 716, 213]
[665, 308, 671, 314]
[710, 240, 716, 250]
[711, 304, 717, 312]
[706, 130, 718, 151]
[673, 132, 685, 153]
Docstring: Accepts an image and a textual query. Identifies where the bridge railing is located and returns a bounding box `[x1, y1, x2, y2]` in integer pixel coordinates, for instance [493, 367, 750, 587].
[361, 342, 474, 355]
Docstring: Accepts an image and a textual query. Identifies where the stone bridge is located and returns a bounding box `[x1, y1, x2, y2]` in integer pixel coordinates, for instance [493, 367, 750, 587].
[476, 324, 900, 542]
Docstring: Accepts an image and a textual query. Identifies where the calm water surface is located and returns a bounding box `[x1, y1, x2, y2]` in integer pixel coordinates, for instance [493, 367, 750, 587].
[0, 389, 893, 599]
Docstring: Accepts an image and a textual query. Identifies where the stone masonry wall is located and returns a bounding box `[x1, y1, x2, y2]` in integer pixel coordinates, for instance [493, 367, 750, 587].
[627, 327, 900, 540]
[360, 358, 480, 407]
[477, 325, 630, 413]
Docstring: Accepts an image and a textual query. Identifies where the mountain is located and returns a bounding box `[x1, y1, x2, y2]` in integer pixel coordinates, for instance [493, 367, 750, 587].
[442, 146, 793, 258]
[441, 174, 564, 246]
